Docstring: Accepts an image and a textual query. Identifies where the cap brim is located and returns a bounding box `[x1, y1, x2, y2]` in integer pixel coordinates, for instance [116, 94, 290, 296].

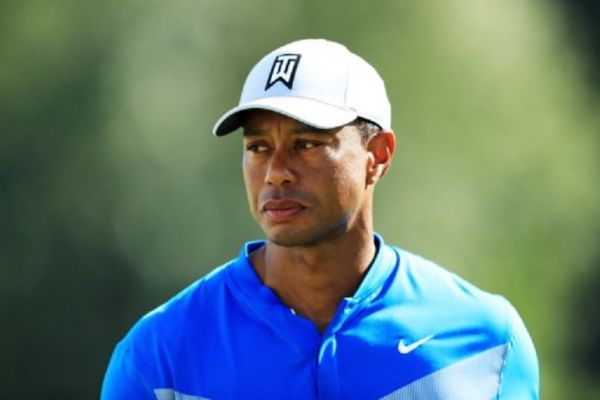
[212, 97, 358, 136]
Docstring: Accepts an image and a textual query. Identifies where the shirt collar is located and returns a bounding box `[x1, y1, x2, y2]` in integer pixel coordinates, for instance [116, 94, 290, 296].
[227, 233, 397, 308]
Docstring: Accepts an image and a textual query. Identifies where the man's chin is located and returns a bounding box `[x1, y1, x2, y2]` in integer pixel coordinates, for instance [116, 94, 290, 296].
[266, 233, 311, 248]
[264, 226, 344, 248]
[262, 226, 314, 248]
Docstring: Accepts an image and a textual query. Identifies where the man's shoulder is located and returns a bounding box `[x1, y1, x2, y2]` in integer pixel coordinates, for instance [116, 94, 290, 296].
[120, 258, 238, 350]
[388, 246, 514, 337]
[148, 262, 230, 317]
[101, 257, 245, 396]
[393, 247, 506, 301]
[390, 248, 539, 396]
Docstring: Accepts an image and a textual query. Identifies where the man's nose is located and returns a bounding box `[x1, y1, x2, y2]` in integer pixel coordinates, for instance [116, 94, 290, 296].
[265, 148, 296, 186]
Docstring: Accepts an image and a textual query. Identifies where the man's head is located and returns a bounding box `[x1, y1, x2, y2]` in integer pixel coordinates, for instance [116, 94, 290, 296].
[213, 39, 395, 246]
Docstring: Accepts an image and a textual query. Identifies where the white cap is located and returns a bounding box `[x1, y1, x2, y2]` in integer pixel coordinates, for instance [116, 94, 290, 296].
[213, 38, 391, 136]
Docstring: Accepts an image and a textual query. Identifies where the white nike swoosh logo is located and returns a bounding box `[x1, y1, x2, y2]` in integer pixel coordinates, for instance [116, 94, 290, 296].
[397, 334, 435, 354]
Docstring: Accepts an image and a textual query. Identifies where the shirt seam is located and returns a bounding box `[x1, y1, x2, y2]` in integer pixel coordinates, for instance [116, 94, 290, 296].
[494, 299, 514, 399]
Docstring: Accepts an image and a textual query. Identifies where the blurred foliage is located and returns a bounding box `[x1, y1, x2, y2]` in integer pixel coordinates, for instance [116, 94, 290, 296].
[555, 0, 600, 89]
[0, 0, 598, 398]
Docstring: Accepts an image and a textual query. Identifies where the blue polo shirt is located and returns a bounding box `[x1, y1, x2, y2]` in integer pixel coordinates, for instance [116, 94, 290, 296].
[101, 235, 539, 399]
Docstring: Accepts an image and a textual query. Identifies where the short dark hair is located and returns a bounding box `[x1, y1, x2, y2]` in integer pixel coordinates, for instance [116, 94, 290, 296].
[354, 118, 382, 145]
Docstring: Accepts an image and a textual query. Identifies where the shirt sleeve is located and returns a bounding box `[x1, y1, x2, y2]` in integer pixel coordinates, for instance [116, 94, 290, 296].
[498, 303, 540, 399]
[100, 342, 156, 400]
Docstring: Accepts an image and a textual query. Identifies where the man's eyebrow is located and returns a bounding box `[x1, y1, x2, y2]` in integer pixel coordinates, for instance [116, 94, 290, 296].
[242, 125, 337, 136]
[242, 127, 265, 137]
[290, 125, 337, 135]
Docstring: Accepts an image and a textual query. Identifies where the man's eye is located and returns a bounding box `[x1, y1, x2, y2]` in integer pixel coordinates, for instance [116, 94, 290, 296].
[246, 143, 269, 152]
[295, 140, 320, 150]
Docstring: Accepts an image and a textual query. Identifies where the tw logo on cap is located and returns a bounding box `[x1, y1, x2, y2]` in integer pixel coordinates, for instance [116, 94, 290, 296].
[265, 53, 301, 91]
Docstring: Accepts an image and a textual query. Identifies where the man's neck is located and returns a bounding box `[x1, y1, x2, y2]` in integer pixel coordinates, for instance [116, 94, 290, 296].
[249, 229, 377, 333]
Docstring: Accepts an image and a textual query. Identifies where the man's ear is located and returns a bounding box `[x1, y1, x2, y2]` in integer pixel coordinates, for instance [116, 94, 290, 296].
[366, 130, 396, 185]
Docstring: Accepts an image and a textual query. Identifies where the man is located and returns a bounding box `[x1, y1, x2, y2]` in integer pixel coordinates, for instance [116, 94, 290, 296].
[102, 39, 539, 399]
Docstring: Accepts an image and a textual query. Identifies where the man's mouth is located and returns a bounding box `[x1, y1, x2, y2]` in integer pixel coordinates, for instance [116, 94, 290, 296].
[262, 199, 306, 221]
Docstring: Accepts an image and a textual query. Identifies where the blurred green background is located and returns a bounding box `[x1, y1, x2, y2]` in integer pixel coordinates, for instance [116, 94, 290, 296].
[1, 0, 598, 398]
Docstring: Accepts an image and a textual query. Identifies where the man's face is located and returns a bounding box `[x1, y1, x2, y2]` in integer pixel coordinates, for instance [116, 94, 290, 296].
[242, 110, 372, 247]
